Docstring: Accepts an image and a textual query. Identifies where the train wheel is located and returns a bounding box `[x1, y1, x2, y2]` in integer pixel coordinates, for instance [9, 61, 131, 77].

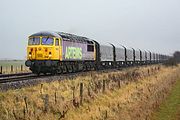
[87, 64, 91, 71]
[72, 65, 76, 73]
[43, 72, 47, 75]
[58, 68, 62, 74]
[36, 72, 40, 76]
[52, 68, 58, 75]
[51, 70, 56, 75]
[83, 64, 87, 71]
[67, 65, 72, 73]
[62, 65, 67, 73]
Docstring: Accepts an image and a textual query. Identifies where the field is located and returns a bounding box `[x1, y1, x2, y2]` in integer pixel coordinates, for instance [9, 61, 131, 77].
[0, 65, 179, 120]
[0, 60, 29, 74]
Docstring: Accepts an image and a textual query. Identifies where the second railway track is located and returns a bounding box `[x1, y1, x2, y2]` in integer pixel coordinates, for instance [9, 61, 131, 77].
[0, 72, 32, 78]
[0, 73, 37, 84]
[0, 67, 123, 85]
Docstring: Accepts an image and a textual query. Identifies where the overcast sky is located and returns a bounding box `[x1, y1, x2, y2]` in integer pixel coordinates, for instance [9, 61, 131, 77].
[0, 0, 179, 59]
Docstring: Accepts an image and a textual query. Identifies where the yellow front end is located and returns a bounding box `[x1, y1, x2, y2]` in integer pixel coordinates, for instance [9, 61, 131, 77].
[27, 36, 62, 61]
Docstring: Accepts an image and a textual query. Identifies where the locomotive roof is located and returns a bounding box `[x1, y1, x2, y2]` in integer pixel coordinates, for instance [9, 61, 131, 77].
[57, 32, 92, 43]
[30, 31, 94, 44]
[30, 31, 61, 38]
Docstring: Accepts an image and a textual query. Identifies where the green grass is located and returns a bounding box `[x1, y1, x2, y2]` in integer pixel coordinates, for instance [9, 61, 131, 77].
[152, 78, 180, 120]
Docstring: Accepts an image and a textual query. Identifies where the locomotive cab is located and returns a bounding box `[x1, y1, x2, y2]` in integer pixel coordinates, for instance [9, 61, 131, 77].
[25, 32, 63, 74]
[27, 36, 61, 60]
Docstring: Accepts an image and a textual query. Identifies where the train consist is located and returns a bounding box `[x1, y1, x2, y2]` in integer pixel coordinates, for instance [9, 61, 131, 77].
[25, 31, 169, 75]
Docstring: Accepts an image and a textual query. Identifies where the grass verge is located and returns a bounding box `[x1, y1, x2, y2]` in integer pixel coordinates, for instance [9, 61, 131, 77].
[152, 78, 180, 120]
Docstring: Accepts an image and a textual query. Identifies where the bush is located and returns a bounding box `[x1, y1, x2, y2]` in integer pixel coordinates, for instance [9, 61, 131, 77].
[163, 58, 178, 67]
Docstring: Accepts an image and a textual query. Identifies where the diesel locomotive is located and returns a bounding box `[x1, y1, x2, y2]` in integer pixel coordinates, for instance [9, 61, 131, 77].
[25, 31, 169, 75]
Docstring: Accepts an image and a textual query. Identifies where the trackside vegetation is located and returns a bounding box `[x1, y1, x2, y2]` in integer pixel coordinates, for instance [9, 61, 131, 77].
[0, 65, 179, 120]
[152, 78, 180, 120]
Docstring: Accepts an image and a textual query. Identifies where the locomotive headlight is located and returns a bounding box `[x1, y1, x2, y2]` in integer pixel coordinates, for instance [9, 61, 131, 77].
[49, 52, 52, 58]
[29, 52, 32, 57]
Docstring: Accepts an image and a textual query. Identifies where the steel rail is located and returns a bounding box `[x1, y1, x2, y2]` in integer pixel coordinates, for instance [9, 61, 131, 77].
[0, 72, 32, 78]
[0, 74, 38, 84]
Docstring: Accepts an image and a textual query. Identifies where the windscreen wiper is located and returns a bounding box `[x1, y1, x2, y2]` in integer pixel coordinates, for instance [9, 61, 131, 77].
[45, 37, 49, 43]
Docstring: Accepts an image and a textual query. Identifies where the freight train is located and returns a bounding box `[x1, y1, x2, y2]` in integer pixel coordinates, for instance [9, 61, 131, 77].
[25, 31, 169, 75]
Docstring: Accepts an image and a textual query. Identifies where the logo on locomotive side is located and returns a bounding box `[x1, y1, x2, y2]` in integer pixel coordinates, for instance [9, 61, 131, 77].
[65, 47, 82, 59]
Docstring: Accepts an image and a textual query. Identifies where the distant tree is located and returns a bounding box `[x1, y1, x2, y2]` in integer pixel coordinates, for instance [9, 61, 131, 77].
[164, 51, 180, 66]
[173, 51, 180, 63]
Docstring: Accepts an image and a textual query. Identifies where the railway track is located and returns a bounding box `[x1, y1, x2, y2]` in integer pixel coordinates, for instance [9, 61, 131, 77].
[0, 73, 37, 84]
[0, 72, 32, 78]
[0, 68, 122, 84]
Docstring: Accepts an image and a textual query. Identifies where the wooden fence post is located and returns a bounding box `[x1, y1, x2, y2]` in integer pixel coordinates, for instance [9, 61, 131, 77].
[23, 106, 26, 119]
[40, 84, 43, 94]
[88, 85, 91, 97]
[105, 110, 108, 119]
[13, 108, 18, 120]
[0, 66, 2, 74]
[44, 94, 49, 112]
[24, 97, 28, 113]
[148, 69, 150, 76]
[54, 91, 57, 104]
[72, 86, 79, 107]
[103, 80, 106, 93]
[11, 65, 13, 72]
[80, 83, 83, 105]
[21, 65, 23, 71]
[118, 80, 121, 89]
[98, 81, 101, 91]
[72, 86, 75, 100]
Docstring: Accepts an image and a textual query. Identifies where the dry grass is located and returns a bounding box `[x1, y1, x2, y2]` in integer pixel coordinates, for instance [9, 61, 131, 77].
[65, 65, 180, 120]
[0, 65, 179, 120]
